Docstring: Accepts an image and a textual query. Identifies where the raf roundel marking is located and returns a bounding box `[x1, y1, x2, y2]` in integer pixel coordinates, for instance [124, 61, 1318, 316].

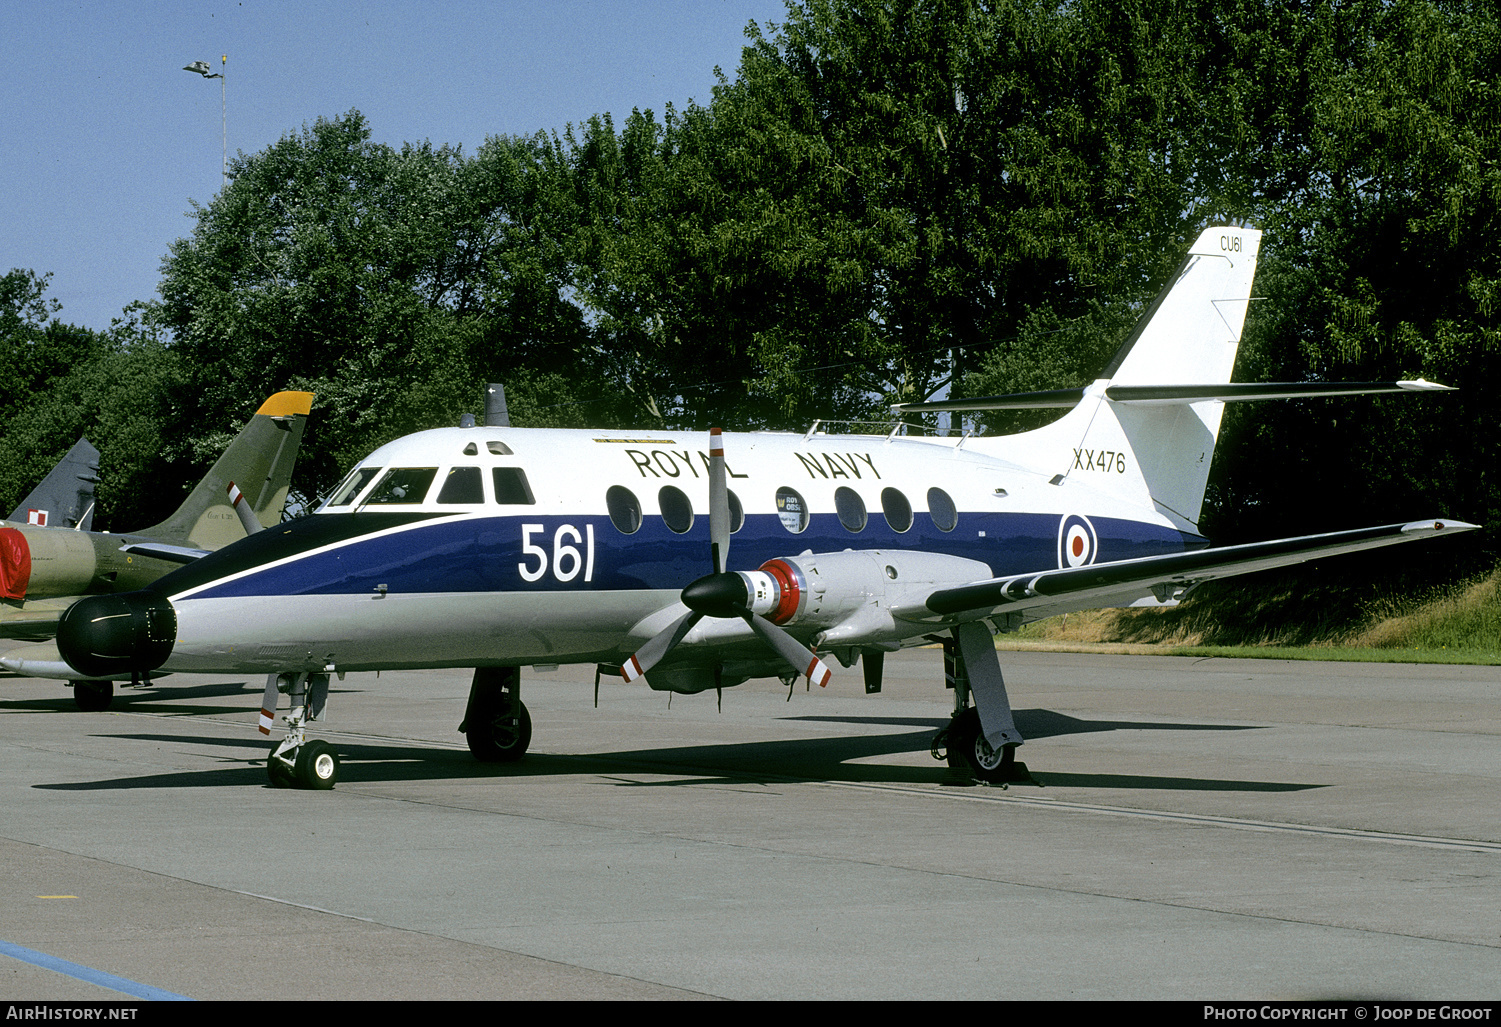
[1058, 514, 1098, 568]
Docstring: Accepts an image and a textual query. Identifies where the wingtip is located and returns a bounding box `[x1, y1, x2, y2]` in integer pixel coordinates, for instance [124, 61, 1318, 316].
[1400, 518, 1480, 534]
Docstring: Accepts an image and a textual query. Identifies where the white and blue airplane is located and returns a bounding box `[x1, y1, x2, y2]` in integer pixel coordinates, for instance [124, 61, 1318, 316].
[26, 226, 1474, 789]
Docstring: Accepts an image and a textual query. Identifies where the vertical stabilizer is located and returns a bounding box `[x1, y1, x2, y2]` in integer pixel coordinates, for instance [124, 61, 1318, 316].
[7, 438, 100, 530]
[1001, 227, 1262, 530]
[140, 392, 314, 549]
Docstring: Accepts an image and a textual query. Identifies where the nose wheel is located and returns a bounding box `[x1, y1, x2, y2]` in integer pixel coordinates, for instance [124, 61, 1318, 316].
[262, 671, 339, 789]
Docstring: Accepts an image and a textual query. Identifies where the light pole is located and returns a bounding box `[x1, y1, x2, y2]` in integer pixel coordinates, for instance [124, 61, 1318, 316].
[183, 56, 227, 188]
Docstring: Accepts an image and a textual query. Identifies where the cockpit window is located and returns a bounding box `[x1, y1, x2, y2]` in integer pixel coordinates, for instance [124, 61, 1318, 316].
[492, 467, 536, 505]
[364, 468, 438, 505]
[325, 467, 381, 508]
[437, 466, 485, 504]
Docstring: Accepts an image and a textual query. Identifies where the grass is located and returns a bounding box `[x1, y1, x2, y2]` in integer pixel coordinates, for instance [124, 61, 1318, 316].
[1001, 567, 1501, 666]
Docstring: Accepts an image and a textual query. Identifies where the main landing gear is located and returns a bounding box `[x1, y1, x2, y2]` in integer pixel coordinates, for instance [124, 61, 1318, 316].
[263, 671, 339, 789]
[460, 666, 532, 762]
[931, 622, 1032, 786]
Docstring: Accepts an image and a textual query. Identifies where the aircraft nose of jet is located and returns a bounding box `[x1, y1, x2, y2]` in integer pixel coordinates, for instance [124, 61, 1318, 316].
[56, 590, 177, 678]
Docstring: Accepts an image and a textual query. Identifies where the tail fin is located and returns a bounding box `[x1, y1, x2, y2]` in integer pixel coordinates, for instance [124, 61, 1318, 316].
[139, 392, 314, 549]
[993, 226, 1263, 531]
[7, 438, 100, 530]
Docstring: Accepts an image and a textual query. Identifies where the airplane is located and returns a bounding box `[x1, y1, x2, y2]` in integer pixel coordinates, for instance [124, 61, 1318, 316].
[0, 391, 313, 709]
[27, 226, 1476, 790]
[5, 437, 100, 531]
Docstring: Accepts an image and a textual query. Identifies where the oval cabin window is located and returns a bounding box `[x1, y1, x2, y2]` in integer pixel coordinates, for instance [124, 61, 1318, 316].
[927, 487, 958, 532]
[775, 487, 809, 533]
[881, 487, 913, 532]
[607, 486, 642, 534]
[834, 486, 867, 532]
[658, 486, 694, 534]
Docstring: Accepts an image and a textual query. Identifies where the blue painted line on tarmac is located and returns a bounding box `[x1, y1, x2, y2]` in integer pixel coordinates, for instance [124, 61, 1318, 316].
[0, 939, 192, 1001]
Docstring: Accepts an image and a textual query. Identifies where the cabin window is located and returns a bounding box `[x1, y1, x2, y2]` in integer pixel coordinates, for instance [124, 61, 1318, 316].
[436, 466, 485, 504]
[727, 490, 744, 533]
[775, 486, 809, 533]
[365, 467, 438, 505]
[881, 487, 913, 532]
[492, 467, 536, 505]
[325, 467, 380, 507]
[607, 486, 642, 534]
[659, 486, 694, 534]
[834, 486, 867, 532]
[928, 487, 958, 532]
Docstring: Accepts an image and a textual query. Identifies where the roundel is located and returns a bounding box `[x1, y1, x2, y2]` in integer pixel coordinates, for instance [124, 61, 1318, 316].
[1057, 514, 1098, 568]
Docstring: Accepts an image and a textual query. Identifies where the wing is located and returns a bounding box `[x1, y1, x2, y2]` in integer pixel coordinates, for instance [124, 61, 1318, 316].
[912, 519, 1477, 623]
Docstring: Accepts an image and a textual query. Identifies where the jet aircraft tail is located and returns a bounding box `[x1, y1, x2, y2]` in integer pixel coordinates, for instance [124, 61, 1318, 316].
[6, 437, 100, 531]
[139, 391, 314, 549]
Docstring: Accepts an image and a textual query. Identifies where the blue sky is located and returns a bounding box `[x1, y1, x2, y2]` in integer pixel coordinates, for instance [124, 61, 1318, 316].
[0, 0, 791, 332]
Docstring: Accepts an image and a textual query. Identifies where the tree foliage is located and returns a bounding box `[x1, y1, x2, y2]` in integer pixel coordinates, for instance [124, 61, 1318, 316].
[2, 0, 1495, 580]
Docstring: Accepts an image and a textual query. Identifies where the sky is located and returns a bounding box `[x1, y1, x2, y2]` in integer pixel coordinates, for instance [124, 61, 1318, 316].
[0, 0, 792, 333]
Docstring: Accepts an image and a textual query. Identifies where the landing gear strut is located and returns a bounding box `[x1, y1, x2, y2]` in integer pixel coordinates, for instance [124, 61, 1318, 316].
[264, 671, 339, 789]
[461, 666, 531, 762]
[931, 623, 1031, 785]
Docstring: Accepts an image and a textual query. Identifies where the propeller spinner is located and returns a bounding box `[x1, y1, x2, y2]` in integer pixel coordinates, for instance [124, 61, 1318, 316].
[620, 428, 833, 689]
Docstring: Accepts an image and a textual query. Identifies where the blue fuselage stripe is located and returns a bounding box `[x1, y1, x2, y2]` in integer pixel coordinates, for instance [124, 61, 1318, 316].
[184, 511, 1199, 600]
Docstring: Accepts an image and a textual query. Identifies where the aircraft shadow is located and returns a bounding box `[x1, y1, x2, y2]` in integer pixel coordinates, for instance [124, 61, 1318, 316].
[31, 712, 1317, 794]
[0, 681, 357, 719]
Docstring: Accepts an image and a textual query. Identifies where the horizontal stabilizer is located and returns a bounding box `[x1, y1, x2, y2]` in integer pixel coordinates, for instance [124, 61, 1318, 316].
[895, 379, 1453, 414]
[118, 542, 212, 565]
[924, 518, 1477, 618]
[1105, 379, 1454, 406]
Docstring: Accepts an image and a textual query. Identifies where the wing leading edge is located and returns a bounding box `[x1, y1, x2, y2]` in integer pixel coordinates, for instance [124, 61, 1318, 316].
[921, 519, 1478, 619]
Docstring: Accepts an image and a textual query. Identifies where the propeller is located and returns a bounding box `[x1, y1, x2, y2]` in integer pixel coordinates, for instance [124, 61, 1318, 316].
[620, 428, 833, 689]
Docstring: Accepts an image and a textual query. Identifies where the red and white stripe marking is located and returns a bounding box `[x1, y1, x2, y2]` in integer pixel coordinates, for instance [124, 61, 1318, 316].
[620, 655, 645, 683]
[258, 707, 275, 735]
[805, 655, 832, 689]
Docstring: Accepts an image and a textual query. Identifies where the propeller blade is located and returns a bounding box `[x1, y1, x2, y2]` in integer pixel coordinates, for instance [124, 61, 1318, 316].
[708, 427, 729, 574]
[621, 609, 703, 683]
[738, 610, 833, 688]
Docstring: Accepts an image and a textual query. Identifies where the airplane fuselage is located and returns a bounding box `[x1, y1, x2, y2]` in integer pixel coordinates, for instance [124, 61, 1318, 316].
[146, 425, 1202, 679]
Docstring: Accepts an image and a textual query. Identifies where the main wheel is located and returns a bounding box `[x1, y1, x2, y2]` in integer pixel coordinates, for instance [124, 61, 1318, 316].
[945, 706, 1022, 784]
[267, 744, 296, 788]
[466, 698, 532, 762]
[72, 680, 113, 712]
[294, 739, 339, 789]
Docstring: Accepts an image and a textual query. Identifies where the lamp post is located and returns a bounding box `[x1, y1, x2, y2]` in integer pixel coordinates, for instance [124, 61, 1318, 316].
[183, 56, 227, 188]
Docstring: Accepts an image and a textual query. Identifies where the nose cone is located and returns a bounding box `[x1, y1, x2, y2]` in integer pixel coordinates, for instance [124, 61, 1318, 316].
[681, 571, 749, 618]
[56, 590, 176, 678]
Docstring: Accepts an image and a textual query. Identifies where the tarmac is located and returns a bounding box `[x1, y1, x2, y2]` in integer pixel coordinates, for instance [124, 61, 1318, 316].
[1, 648, 1498, 1001]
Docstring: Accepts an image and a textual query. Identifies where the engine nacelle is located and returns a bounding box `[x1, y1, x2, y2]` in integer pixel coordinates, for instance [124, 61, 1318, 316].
[740, 550, 992, 634]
